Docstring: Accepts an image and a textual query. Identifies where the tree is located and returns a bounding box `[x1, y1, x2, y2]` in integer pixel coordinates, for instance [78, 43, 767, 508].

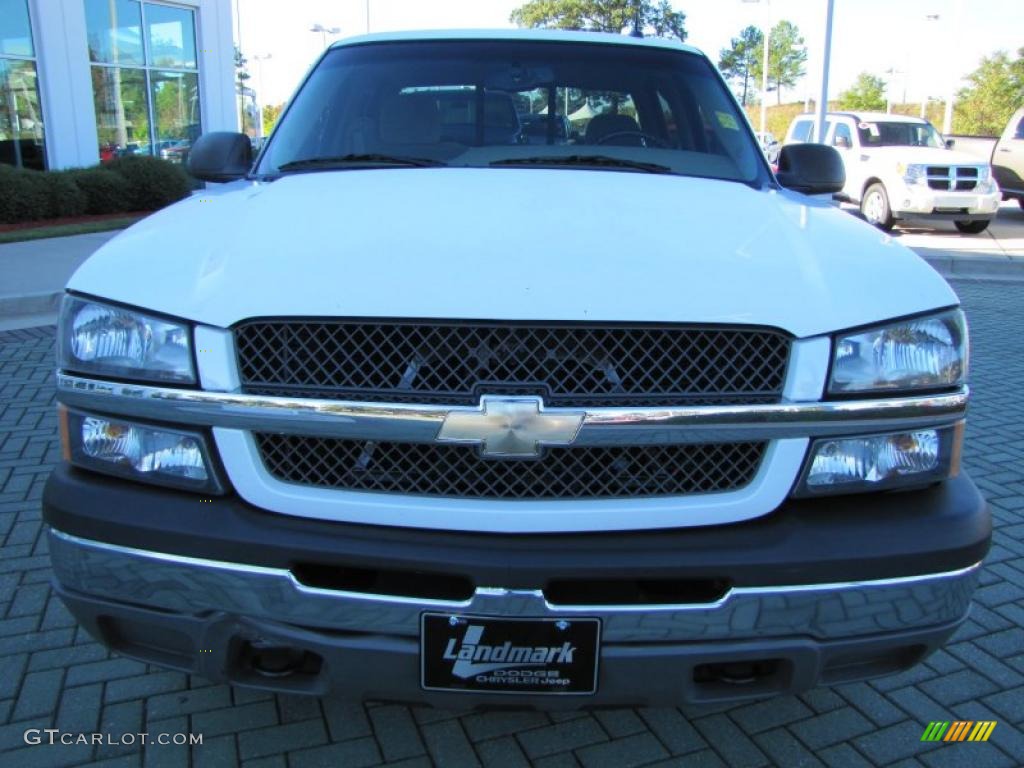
[953, 47, 1024, 136]
[234, 46, 251, 92]
[510, 0, 686, 41]
[838, 72, 887, 111]
[262, 103, 284, 137]
[718, 26, 763, 106]
[751, 20, 807, 105]
[234, 46, 255, 135]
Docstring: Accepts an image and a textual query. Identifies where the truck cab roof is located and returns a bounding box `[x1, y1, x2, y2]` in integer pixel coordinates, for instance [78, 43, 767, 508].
[328, 28, 703, 56]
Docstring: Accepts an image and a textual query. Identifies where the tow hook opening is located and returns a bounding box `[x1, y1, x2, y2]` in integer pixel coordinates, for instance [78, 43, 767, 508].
[692, 658, 790, 699]
[235, 639, 324, 682]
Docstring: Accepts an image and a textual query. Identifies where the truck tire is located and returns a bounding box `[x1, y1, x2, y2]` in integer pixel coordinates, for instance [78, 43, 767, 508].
[954, 220, 990, 234]
[861, 183, 895, 231]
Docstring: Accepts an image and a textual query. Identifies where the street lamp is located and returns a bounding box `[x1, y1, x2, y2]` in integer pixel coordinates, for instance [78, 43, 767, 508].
[310, 23, 340, 49]
[252, 53, 272, 141]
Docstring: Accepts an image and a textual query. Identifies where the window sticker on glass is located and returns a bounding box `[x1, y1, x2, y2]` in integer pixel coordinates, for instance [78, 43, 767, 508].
[859, 122, 880, 137]
[716, 111, 739, 130]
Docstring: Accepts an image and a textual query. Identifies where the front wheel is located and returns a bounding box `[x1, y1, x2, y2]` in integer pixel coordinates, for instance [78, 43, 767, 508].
[861, 183, 895, 231]
[954, 220, 990, 234]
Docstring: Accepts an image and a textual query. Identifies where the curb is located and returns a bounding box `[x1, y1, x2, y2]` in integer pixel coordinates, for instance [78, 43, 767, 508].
[0, 290, 62, 319]
[921, 255, 1024, 281]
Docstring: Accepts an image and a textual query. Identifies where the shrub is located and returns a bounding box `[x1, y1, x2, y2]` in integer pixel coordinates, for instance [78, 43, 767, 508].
[0, 165, 50, 224]
[42, 172, 88, 219]
[66, 168, 133, 215]
[104, 155, 191, 211]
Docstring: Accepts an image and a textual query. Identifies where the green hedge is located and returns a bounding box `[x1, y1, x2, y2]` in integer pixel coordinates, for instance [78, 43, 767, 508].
[0, 156, 191, 225]
[103, 155, 192, 211]
[65, 168, 133, 215]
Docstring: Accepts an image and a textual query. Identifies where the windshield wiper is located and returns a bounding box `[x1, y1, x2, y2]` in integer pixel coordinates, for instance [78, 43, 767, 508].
[277, 153, 445, 172]
[490, 155, 672, 174]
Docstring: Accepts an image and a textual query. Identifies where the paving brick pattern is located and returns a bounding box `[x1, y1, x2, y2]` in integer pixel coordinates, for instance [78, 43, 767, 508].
[0, 280, 1021, 767]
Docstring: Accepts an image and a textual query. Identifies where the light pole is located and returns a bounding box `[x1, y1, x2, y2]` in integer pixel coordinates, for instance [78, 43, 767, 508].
[740, 0, 771, 134]
[253, 53, 271, 141]
[366, 0, 371, 33]
[921, 14, 939, 118]
[941, 1, 962, 134]
[310, 23, 340, 49]
[884, 67, 904, 113]
[814, 0, 835, 145]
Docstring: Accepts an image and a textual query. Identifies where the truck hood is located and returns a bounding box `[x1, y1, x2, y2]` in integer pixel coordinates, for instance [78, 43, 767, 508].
[859, 145, 988, 167]
[68, 169, 958, 339]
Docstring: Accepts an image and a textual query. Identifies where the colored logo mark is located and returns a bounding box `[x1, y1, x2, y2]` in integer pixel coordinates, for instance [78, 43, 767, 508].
[921, 721, 997, 742]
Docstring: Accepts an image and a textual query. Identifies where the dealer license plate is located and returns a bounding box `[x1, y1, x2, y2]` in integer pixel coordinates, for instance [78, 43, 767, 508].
[420, 614, 600, 695]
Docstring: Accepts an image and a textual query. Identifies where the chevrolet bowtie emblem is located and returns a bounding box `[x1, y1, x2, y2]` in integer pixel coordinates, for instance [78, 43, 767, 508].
[437, 396, 584, 458]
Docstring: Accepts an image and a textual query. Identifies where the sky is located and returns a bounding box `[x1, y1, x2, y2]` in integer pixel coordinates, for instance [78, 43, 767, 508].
[235, 0, 1024, 108]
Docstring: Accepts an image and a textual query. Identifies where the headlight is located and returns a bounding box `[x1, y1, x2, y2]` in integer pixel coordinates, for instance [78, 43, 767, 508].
[794, 425, 960, 496]
[830, 310, 967, 394]
[62, 408, 222, 493]
[977, 167, 996, 194]
[59, 296, 195, 384]
[897, 163, 926, 186]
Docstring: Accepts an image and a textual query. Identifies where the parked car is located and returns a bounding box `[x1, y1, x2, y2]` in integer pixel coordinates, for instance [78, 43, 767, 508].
[784, 111, 1001, 233]
[46, 30, 988, 708]
[158, 140, 191, 164]
[755, 131, 781, 163]
[992, 106, 1024, 209]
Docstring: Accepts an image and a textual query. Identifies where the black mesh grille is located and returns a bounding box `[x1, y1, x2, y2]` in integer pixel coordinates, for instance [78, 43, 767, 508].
[255, 435, 766, 500]
[235, 320, 790, 406]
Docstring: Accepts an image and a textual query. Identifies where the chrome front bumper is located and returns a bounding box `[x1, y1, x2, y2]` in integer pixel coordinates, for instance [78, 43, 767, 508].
[49, 528, 981, 645]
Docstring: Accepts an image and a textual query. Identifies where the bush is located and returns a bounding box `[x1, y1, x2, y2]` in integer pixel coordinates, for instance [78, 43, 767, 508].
[42, 172, 88, 219]
[104, 155, 191, 211]
[0, 154, 191, 225]
[66, 168, 133, 215]
[0, 165, 50, 224]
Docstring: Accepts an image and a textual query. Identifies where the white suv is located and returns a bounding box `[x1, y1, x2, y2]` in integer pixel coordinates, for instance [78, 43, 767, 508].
[784, 111, 1001, 233]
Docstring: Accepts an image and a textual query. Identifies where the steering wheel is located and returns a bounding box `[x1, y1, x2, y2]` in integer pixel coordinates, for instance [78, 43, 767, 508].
[594, 131, 671, 148]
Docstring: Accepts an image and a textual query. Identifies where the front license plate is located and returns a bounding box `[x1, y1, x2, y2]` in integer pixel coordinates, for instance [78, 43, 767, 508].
[421, 614, 600, 695]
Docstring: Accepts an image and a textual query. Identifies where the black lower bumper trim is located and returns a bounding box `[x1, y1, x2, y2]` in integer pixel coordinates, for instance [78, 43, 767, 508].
[56, 582, 965, 708]
[42, 464, 990, 589]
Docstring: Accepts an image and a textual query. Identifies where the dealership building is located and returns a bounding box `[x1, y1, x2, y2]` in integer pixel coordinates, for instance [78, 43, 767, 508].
[1, 0, 236, 171]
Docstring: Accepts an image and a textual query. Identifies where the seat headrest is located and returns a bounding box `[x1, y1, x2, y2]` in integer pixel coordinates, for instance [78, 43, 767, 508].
[585, 113, 642, 146]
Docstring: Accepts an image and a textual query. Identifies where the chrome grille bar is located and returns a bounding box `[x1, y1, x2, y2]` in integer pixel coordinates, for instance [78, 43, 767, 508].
[57, 374, 969, 446]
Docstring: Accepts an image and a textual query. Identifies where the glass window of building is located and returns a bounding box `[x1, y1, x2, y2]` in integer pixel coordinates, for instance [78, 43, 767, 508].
[0, 0, 45, 170]
[86, 0, 201, 164]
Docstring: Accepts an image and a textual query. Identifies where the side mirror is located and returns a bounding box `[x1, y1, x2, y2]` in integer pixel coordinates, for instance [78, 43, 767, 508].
[186, 132, 253, 182]
[944, 138, 955, 149]
[775, 143, 845, 195]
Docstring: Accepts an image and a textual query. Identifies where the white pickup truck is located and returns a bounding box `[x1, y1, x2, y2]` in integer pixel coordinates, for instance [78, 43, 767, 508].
[44, 30, 989, 708]
[784, 111, 1001, 233]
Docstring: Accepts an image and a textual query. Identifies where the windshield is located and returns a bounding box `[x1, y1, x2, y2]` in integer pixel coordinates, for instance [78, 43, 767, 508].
[257, 40, 768, 185]
[856, 120, 944, 148]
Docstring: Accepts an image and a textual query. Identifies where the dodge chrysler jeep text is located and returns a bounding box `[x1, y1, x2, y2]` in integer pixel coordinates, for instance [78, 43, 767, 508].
[43, 30, 990, 708]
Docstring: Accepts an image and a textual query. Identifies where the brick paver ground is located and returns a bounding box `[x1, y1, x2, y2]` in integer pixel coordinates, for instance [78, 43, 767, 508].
[0, 279, 1021, 767]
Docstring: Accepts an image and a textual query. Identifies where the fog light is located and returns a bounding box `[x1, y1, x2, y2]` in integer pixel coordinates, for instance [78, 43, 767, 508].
[66, 410, 221, 493]
[796, 426, 958, 496]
